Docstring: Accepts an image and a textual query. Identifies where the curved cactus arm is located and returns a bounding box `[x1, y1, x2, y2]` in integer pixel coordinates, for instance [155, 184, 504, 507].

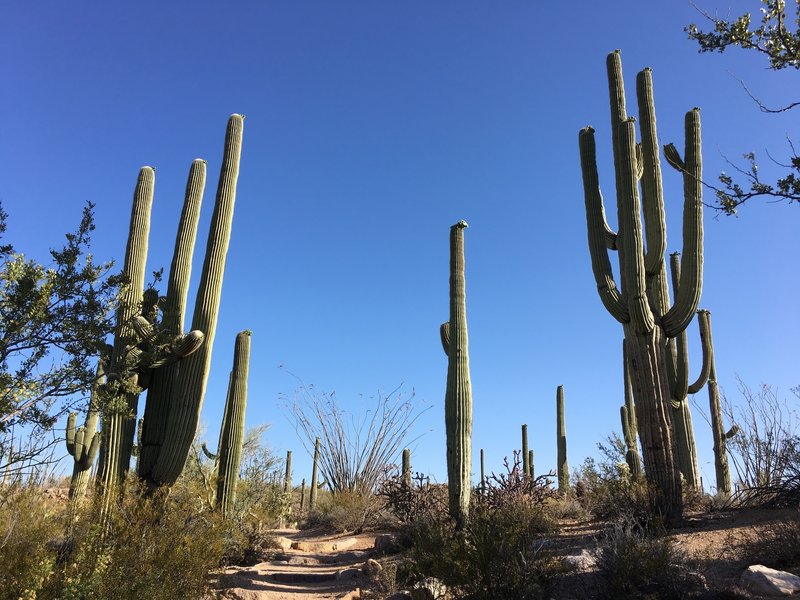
[151, 115, 244, 486]
[439, 321, 450, 356]
[201, 442, 218, 461]
[66, 413, 78, 456]
[579, 127, 629, 324]
[668, 253, 690, 401]
[661, 109, 704, 338]
[687, 309, 712, 394]
[617, 118, 656, 334]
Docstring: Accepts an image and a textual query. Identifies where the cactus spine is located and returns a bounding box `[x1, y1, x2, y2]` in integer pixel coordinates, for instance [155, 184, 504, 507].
[309, 437, 320, 509]
[521, 424, 530, 477]
[667, 253, 712, 490]
[579, 51, 703, 524]
[441, 220, 473, 526]
[215, 331, 251, 518]
[402, 448, 411, 487]
[66, 361, 104, 506]
[556, 385, 569, 492]
[621, 340, 642, 476]
[702, 310, 736, 495]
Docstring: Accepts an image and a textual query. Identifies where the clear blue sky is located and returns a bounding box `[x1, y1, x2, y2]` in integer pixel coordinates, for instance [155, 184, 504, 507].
[1, 2, 797, 490]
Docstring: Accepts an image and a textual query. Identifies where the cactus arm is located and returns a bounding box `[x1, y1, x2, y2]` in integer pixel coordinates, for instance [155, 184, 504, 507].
[617, 118, 656, 334]
[151, 114, 244, 486]
[687, 308, 712, 394]
[579, 127, 629, 324]
[662, 109, 704, 338]
[201, 443, 218, 461]
[66, 413, 77, 456]
[439, 322, 450, 356]
[668, 254, 690, 401]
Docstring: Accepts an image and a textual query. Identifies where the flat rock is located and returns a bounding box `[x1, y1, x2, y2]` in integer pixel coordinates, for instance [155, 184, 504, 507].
[271, 536, 293, 551]
[741, 564, 800, 596]
[336, 567, 362, 580]
[562, 549, 597, 572]
[291, 536, 358, 552]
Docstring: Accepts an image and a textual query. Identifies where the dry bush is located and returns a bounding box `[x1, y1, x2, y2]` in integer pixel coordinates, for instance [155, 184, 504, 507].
[302, 489, 389, 533]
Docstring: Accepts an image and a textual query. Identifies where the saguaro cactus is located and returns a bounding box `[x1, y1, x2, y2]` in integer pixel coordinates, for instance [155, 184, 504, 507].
[66, 360, 105, 506]
[479, 448, 486, 497]
[529, 450, 534, 479]
[441, 220, 473, 526]
[284, 450, 293, 493]
[667, 253, 712, 490]
[521, 424, 530, 478]
[556, 385, 569, 492]
[402, 448, 411, 487]
[309, 437, 320, 509]
[701, 310, 737, 495]
[215, 331, 251, 518]
[579, 51, 704, 524]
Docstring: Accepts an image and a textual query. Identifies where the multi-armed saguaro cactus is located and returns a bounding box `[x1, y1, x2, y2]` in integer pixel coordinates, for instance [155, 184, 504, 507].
[66, 360, 105, 506]
[700, 310, 738, 495]
[215, 331, 251, 518]
[98, 115, 244, 500]
[309, 436, 320, 510]
[620, 341, 642, 476]
[521, 424, 530, 478]
[667, 253, 712, 490]
[579, 51, 703, 524]
[440, 220, 473, 526]
[556, 385, 569, 493]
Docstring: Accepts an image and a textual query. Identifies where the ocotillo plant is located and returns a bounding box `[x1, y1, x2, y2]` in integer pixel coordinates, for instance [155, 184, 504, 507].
[556, 386, 569, 492]
[701, 310, 738, 495]
[66, 360, 105, 506]
[667, 252, 712, 490]
[402, 448, 411, 487]
[621, 340, 642, 476]
[440, 220, 473, 526]
[215, 331, 251, 518]
[579, 51, 703, 524]
[309, 437, 320, 510]
[521, 424, 530, 478]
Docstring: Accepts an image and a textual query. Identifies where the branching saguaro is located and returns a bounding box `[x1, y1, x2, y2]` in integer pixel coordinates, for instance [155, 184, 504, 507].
[579, 51, 704, 525]
[440, 220, 473, 526]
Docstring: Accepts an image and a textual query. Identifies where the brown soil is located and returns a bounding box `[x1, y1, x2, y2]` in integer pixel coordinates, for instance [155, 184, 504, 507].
[212, 508, 799, 599]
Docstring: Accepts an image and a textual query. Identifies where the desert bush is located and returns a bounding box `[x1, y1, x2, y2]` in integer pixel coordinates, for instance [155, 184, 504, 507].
[401, 457, 561, 600]
[302, 488, 389, 533]
[0, 483, 64, 600]
[734, 508, 800, 571]
[596, 518, 703, 599]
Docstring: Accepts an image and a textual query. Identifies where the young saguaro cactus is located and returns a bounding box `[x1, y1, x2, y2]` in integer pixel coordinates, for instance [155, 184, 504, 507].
[667, 253, 712, 490]
[215, 331, 251, 518]
[521, 424, 530, 478]
[66, 360, 105, 505]
[440, 220, 473, 526]
[579, 51, 704, 524]
[556, 386, 569, 493]
[309, 436, 320, 510]
[402, 448, 412, 487]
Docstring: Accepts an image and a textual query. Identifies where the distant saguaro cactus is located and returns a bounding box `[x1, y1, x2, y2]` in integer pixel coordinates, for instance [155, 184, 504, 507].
[521, 424, 530, 478]
[556, 386, 569, 492]
[441, 220, 473, 526]
[579, 51, 704, 524]
[284, 450, 293, 493]
[402, 448, 411, 487]
[309, 437, 320, 509]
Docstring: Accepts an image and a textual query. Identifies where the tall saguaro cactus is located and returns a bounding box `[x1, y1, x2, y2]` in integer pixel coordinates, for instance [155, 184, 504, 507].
[579, 51, 704, 524]
[556, 386, 569, 492]
[521, 424, 530, 478]
[215, 331, 251, 518]
[402, 448, 412, 487]
[667, 253, 712, 490]
[441, 220, 473, 526]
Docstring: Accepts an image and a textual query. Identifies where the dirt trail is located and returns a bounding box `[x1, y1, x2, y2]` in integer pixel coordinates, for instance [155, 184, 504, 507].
[212, 529, 383, 600]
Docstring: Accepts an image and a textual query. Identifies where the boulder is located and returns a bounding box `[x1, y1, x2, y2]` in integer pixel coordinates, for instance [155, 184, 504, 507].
[741, 565, 800, 596]
[562, 549, 596, 572]
[411, 577, 448, 600]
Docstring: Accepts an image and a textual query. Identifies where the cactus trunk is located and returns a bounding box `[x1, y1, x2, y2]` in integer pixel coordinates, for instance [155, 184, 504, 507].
[621, 340, 642, 476]
[215, 331, 251, 518]
[402, 448, 411, 487]
[309, 437, 320, 509]
[579, 51, 704, 525]
[442, 220, 473, 526]
[284, 450, 293, 493]
[556, 386, 569, 492]
[479, 448, 486, 497]
[521, 424, 529, 478]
